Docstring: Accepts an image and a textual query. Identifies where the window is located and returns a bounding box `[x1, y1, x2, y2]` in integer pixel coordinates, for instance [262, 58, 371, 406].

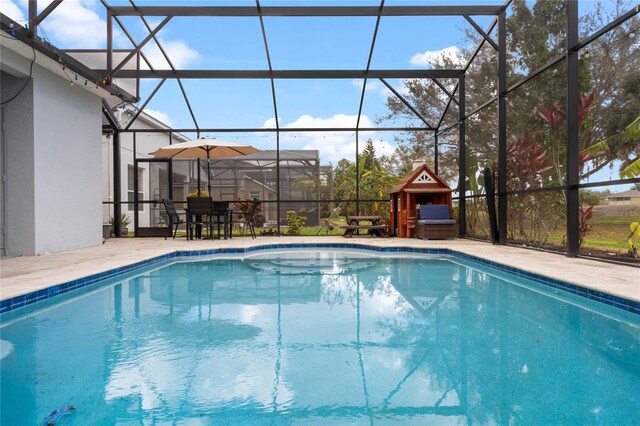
[127, 165, 144, 211]
[249, 191, 261, 200]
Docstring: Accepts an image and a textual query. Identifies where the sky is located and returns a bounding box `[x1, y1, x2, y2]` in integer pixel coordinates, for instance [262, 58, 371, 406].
[0, 0, 500, 165]
[1, 0, 632, 191]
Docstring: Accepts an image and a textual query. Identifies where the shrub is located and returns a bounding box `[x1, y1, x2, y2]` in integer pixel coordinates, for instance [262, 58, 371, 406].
[233, 198, 263, 224]
[578, 205, 593, 248]
[286, 210, 306, 235]
[109, 213, 131, 227]
[628, 221, 640, 258]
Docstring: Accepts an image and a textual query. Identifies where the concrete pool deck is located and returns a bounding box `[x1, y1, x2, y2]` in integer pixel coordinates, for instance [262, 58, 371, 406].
[1, 237, 638, 303]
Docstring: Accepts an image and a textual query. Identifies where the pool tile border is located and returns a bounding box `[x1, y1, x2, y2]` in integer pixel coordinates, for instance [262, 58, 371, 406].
[1, 243, 638, 316]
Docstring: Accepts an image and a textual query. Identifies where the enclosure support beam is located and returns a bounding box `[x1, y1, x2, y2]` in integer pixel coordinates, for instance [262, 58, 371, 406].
[256, 0, 282, 233]
[436, 13, 498, 129]
[125, 78, 167, 130]
[379, 78, 435, 129]
[113, 129, 122, 238]
[574, 5, 639, 51]
[110, 14, 155, 72]
[356, 0, 384, 132]
[106, 11, 113, 76]
[276, 131, 281, 232]
[28, 0, 36, 36]
[458, 74, 466, 238]
[431, 78, 458, 106]
[108, 5, 503, 17]
[110, 16, 171, 76]
[356, 132, 360, 215]
[356, 0, 386, 216]
[103, 100, 122, 237]
[566, 0, 579, 256]
[121, 126, 432, 133]
[0, 14, 135, 102]
[102, 99, 121, 130]
[100, 0, 156, 77]
[130, 0, 199, 135]
[434, 132, 439, 176]
[463, 15, 499, 51]
[100, 69, 464, 79]
[497, 11, 507, 244]
[33, 1, 62, 29]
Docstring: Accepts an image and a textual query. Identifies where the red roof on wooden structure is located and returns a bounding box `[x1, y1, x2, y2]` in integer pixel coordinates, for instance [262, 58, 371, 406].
[388, 164, 452, 194]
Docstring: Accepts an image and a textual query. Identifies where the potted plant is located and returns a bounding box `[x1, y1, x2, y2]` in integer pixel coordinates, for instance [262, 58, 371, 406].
[109, 213, 131, 237]
[102, 223, 112, 241]
[188, 190, 208, 198]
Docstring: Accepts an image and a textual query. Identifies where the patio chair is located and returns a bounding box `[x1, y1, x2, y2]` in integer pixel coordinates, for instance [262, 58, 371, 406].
[231, 198, 259, 239]
[162, 199, 186, 240]
[415, 204, 456, 240]
[187, 197, 214, 239]
[212, 201, 231, 239]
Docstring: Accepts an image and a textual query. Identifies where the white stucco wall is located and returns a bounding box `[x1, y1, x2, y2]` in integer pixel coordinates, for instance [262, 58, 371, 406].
[1, 51, 102, 255]
[32, 65, 102, 254]
[1, 70, 36, 255]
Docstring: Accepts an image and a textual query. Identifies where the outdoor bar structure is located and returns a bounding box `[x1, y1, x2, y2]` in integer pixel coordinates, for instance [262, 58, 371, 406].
[0, 0, 638, 262]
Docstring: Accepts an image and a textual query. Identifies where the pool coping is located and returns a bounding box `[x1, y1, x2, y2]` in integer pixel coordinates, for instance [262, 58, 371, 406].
[1, 243, 639, 316]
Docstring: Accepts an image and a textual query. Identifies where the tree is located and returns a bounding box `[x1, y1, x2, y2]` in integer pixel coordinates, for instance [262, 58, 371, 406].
[330, 144, 399, 217]
[361, 139, 379, 171]
[579, 1, 640, 179]
[381, 0, 639, 246]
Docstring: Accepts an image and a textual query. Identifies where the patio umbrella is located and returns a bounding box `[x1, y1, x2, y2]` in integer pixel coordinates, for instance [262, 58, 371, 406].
[149, 137, 261, 195]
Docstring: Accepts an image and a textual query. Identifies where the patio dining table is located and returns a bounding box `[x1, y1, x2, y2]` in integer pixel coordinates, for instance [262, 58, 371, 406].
[341, 215, 389, 238]
[186, 204, 233, 240]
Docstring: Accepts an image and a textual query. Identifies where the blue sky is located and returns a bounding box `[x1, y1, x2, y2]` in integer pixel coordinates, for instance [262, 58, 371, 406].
[2, 0, 503, 165]
[2, 0, 632, 190]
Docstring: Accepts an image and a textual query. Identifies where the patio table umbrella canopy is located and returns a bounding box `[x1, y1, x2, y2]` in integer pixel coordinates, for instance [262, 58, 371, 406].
[150, 137, 261, 195]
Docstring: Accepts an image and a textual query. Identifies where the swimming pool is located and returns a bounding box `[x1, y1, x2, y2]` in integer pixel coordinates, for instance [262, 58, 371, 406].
[1, 248, 639, 424]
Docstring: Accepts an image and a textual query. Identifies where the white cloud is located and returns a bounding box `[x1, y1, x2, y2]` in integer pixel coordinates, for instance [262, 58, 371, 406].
[262, 117, 278, 128]
[351, 79, 382, 92]
[2, 1, 26, 23]
[371, 139, 395, 157]
[350, 78, 414, 100]
[37, 0, 110, 49]
[410, 46, 463, 68]
[351, 79, 394, 98]
[7, 0, 198, 66]
[145, 109, 174, 127]
[143, 38, 201, 69]
[5, 0, 129, 48]
[261, 114, 395, 165]
[286, 113, 360, 129]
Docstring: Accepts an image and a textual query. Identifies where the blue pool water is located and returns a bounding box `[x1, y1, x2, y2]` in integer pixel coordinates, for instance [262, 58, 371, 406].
[1, 249, 639, 425]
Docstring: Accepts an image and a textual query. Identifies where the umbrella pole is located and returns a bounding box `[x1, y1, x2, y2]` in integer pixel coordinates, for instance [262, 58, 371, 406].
[207, 153, 212, 197]
[197, 158, 201, 196]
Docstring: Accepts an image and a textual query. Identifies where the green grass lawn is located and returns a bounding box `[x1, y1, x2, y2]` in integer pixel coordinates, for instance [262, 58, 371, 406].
[467, 205, 639, 255]
[133, 208, 639, 253]
[583, 208, 639, 252]
[536, 217, 634, 253]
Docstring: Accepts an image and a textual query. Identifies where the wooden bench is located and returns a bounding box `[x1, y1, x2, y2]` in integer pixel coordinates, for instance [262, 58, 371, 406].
[340, 224, 389, 238]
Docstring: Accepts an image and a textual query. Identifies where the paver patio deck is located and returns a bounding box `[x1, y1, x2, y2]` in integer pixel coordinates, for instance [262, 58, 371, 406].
[1, 237, 638, 303]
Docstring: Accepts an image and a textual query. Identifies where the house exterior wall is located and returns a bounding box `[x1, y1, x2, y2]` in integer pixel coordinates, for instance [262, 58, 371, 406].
[605, 197, 640, 206]
[1, 70, 35, 255]
[102, 121, 189, 229]
[1, 49, 103, 255]
[32, 65, 102, 254]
